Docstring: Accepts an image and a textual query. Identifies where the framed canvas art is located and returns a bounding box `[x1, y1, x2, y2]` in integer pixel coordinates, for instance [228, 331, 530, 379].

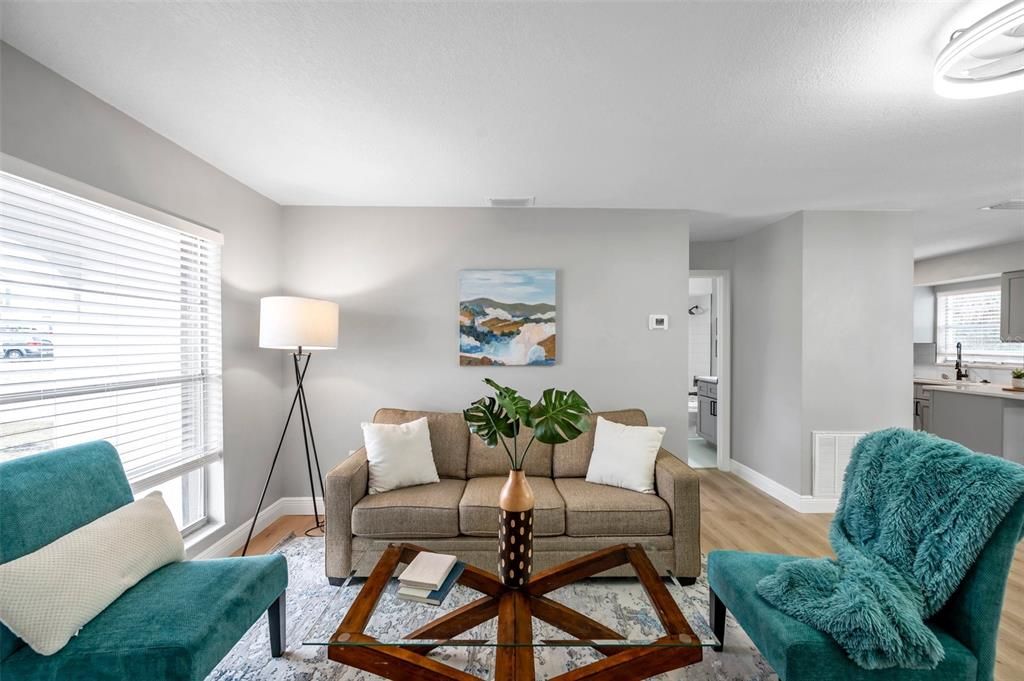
[459, 269, 556, 366]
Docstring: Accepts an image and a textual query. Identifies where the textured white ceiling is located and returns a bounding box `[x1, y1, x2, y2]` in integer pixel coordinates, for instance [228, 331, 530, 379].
[1, 1, 1022, 257]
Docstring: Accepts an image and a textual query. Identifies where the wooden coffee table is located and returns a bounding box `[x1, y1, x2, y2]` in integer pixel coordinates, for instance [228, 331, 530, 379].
[307, 542, 714, 680]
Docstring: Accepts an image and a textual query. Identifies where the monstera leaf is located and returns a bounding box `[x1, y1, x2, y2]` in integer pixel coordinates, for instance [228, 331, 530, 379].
[525, 388, 592, 445]
[484, 378, 531, 434]
[463, 396, 515, 448]
[465, 379, 591, 470]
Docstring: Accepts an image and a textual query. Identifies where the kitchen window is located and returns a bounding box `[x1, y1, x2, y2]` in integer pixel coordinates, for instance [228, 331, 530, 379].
[0, 169, 223, 535]
[935, 284, 1021, 365]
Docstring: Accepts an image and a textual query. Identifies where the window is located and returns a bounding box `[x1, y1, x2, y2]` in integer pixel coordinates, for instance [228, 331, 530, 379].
[0, 170, 223, 535]
[935, 284, 1021, 364]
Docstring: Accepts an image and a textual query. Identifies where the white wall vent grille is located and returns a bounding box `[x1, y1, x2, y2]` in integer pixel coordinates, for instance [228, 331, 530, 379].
[812, 431, 866, 498]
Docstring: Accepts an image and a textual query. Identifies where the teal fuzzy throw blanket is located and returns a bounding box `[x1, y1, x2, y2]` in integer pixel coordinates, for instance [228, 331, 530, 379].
[757, 428, 1024, 670]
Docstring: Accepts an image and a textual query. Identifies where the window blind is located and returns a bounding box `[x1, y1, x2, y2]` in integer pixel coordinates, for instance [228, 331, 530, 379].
[936, 286, 1021, 364]
[0, 171, 223, 490]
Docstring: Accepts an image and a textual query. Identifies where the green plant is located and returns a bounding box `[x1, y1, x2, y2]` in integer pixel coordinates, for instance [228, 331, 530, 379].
[464, 378, 592, 470]
[1012, 368, 1024, 379]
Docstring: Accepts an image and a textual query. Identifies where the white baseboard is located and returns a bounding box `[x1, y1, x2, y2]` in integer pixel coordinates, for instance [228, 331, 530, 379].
[193, 496, 325, 559]
[729, 461, 838, 514]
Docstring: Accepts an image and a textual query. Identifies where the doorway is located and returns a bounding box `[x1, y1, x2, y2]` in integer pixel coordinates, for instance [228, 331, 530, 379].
[687, 270, 730, 470]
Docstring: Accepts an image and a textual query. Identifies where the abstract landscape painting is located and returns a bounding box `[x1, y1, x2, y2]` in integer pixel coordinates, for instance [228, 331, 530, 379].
[459, 269, 556, 366]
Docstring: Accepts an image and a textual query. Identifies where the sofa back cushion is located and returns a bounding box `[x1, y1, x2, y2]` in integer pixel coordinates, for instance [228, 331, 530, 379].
[468, 426, 553, 477]
[373, 409, 468, 479]
[552, 409, 649, 478]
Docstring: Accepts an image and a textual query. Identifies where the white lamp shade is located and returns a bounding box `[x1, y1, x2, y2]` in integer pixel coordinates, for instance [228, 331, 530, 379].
[259, 296, 339, 350]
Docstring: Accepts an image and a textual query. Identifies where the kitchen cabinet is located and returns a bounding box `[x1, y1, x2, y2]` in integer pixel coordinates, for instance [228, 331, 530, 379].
[926, 385, 1024, 461]
[696, 378, 717, 445]
[913, 286, 935, 343]
[913, 382, 932, 432]
[1002, 270, 1024, 342]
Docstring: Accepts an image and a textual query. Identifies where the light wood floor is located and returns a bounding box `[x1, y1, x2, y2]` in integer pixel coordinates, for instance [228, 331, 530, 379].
[239, 469, 1024, 681]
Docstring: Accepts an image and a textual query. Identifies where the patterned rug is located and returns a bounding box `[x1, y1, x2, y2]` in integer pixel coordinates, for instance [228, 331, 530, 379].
[208, 535, 777, 680]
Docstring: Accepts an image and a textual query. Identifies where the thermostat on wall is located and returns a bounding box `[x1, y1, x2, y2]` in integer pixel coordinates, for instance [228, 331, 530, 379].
[649, 314, 669, 330]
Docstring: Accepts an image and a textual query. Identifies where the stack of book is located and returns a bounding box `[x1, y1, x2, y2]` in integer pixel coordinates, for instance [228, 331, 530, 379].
[397, 552, 465, 606]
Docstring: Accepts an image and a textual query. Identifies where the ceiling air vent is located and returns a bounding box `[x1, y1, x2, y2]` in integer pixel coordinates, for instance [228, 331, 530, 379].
[982, 200, 1024, 210]
[489, 197, 535, 208]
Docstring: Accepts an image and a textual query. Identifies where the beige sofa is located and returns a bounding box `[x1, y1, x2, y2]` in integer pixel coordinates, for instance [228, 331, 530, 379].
[325, 408, 701, 584]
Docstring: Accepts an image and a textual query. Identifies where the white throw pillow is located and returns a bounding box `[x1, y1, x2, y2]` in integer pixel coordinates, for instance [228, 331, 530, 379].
[0, 492, 185, 656]
[362, 417, 440, 494]
[585, 416, 666, 494]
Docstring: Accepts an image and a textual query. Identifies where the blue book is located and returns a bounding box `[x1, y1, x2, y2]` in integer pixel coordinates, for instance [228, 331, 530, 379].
[396, 561, 465, 605]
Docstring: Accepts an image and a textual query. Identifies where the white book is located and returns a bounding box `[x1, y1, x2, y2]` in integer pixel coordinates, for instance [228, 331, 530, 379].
[398, 552, 457, 590]
[397, 585, 433, 599]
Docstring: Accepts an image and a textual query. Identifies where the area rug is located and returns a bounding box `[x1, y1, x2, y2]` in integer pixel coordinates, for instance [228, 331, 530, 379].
[208, 536, 777, 680]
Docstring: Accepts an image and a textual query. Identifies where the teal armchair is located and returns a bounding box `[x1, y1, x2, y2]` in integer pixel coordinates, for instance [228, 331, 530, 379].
[0, 442, 288, 681]
[707, 495, 1024, 681]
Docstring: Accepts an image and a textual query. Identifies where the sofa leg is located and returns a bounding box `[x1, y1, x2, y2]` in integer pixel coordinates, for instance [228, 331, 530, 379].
[269, 591, 286, 657]
[675, 576, 697, 586]
[327, 576, 347, 586]
[709, 586, 725, 652]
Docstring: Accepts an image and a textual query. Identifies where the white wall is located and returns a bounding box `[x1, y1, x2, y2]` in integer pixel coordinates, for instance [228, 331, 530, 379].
[914, 240, 1024, 286]
[687, 278, 712, 389]
[279, 207, 690, 495]
[0, 43, 286, 554]
[731, 214, 805, 492]
[800, 211, 914, 492]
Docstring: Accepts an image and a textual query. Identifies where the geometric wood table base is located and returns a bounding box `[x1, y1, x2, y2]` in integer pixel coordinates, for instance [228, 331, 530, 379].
[327, 542, 703, 681]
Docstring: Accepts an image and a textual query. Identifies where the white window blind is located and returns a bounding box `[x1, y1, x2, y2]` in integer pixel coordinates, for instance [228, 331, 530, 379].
[0, 171, 223, 491]
[936, 285, 1021, 364]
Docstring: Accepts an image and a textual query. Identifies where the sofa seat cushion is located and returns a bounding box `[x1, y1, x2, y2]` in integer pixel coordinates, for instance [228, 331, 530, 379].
[707, 550, 978, 681]
[352, 479, 465, 538]
[0, 554, 287, 681]
[555, 478, 670, 537]
[459, 477, 565, 537]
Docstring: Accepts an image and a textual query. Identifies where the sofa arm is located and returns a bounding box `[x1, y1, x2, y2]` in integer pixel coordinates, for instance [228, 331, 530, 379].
[655, 448, 701, 580]
[325, 448, 368, 581]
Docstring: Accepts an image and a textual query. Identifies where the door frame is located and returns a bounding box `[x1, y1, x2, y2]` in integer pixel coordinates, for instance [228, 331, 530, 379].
[690, 269, 731, 471]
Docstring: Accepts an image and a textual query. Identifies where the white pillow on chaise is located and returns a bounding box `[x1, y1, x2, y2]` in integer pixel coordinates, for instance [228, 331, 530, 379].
[362, 416, 440, 494]
[0, 492, 185, 656]
[585, 416, 666, 494]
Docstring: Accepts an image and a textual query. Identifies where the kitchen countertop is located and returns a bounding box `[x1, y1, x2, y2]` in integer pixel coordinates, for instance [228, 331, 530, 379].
[913, 377, 962, 386]
[922, 383, 1024, 402]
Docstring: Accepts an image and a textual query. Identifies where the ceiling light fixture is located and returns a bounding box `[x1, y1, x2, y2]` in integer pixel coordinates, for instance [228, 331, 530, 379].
[934, 0, 1024, 98]
[489, 197, 536, 208]
[981, 199, 1024, 210]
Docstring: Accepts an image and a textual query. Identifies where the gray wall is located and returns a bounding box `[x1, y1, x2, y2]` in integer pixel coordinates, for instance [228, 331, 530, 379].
[729, 211, 914, 495]
[0, 43, 286, 554]
[279, 207, 690, 495]
[690, 240, 734, 270]
[915, 240, 1024, 286]
[731, 214, 805, 492]
[800, 211, 914, 492]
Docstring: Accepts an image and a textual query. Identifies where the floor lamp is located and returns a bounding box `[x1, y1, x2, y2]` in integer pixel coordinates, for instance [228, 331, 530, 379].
[242, 296, 339, 556]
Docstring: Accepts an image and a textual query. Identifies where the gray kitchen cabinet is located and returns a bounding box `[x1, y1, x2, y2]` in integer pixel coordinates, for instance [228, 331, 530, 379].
[913, 286, 935, 343]
[695, 378, 717, 445]
[1002, 270, 1024, 342]
[913, 382, 932, 432]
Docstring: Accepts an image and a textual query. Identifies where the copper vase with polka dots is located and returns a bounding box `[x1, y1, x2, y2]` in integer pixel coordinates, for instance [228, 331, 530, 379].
[498, 470, 534, 588]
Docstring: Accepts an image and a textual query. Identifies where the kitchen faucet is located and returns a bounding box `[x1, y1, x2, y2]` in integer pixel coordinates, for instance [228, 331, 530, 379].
[955, 341, 969, 381]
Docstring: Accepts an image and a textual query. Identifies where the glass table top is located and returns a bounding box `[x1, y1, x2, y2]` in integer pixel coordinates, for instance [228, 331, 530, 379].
[302, 542, 720, 651]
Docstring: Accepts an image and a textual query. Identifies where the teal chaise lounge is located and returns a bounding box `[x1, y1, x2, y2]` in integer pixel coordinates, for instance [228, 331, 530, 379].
[708, 488, 1024, 681]
[0, 442, 288, 681]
